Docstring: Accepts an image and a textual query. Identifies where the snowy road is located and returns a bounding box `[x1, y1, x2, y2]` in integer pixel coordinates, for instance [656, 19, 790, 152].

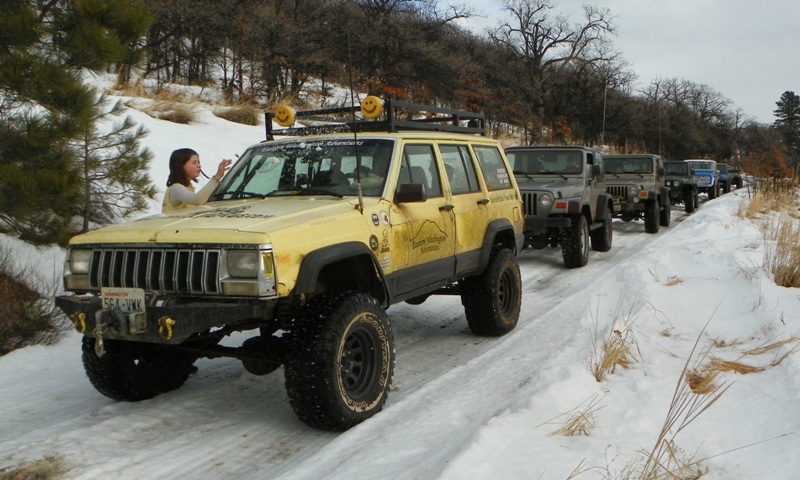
[2, 206, 699, 479]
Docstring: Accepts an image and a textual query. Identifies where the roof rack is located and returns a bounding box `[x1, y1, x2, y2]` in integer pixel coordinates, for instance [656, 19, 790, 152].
[264, 99, 486, 140]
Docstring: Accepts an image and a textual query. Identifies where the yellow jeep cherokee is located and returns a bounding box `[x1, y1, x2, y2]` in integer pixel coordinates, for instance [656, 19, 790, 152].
[56, 99, 524, 430]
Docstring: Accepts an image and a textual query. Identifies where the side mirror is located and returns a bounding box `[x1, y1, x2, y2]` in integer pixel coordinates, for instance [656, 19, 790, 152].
[657, 167, 665, 177]
[591, 164, 602, 177]
[395, 183, 427, 203]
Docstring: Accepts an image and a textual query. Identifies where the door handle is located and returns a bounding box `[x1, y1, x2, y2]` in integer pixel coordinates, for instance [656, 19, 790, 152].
[477, 199, 489, 205]
[439, 204, 454, 211]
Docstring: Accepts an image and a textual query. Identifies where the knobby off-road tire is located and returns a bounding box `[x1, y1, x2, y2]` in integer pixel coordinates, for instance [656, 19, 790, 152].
[284, 292, 395, 431]
[81, 337, 195, 401]
[561, 214, 589, 268]
[644, 200, 660, 234]
[590, 215, 613, 252]
[460, 248, 521, 336]
[659, 197, 671, 227]
[708, 183, 718, 200]
[684, 189, 695, 213]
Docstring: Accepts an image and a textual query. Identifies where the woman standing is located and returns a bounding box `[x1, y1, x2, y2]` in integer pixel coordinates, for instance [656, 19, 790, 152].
[162, 148, 232, 213]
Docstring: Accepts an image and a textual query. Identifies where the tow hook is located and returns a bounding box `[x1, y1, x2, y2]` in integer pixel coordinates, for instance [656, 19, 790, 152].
[94, 323, 110, 357]
[71, 312, 87, 334]
[158, 316, 175, 341]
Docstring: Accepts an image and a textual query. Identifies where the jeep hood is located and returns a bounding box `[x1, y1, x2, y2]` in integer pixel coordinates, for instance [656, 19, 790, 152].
[69, 197, 368, 245]
[515, 176, 587, 198]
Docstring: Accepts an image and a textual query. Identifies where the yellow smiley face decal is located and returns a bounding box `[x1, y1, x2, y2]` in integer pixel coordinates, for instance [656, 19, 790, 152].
[360, 96, 383, 120]
[274, 105, 296, 127]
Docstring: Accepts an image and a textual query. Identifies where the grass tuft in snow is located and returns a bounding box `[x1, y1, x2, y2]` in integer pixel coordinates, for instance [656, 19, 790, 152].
[0, 455, 67, 480]
[541, 394, 605, 438]
[590, 296, 643, 382]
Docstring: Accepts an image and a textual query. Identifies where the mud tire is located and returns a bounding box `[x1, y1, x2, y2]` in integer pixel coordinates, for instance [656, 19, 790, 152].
[460, 248, 521, 336]
[284, 292, 394, 430]
[81, 337, 195, 401]
[561, 215, 590, 268]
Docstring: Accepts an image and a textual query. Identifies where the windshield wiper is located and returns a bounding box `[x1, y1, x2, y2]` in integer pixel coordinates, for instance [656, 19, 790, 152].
[295, 188, 344, 198]
[513, 170, 535, 180]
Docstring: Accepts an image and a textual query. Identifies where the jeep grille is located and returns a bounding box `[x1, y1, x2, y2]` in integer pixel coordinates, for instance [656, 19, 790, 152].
[88, 247, 222, 294]
[607, 185, 629, 200]
[521, 192, 541, 215]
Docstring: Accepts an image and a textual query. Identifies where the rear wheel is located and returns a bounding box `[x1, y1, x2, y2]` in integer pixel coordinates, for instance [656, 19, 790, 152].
[460, 248, 521, 336]
[81, 337, 195, 401]
[590, 215, 612, 252]
[644, 200, 660, 233]
[659, 197, 671, 227]
[285, 292, 394, 430]
[561, 214, 589, 268]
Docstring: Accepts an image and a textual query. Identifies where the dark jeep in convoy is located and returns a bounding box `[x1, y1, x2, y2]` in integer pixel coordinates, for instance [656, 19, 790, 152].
[506, 145, 613, 268]
[604, 154, 671, 233]
[664, 161, 699, 213]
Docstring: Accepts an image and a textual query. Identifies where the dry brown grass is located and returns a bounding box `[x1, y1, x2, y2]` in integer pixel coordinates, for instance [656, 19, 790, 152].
[664, 276, 683, 286]
[738, 178, 798, 219]
[214, 104, 261, 125]
[591, 297, 643, 382]
[140, 100, 198, 124]
[0, 455, 67, 480]
[763, 213, 800, 287]
[542, 394, 605, 438]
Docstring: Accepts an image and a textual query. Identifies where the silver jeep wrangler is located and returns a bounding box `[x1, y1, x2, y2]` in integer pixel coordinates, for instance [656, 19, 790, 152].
[604, 154, 671, 233]
[506, 145, 613, 268]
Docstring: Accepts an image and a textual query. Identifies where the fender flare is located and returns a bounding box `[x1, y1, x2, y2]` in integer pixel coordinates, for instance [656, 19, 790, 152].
[295, 242, 388, 303]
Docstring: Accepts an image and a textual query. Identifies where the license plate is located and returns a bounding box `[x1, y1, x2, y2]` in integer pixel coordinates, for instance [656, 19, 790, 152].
[101, 287, 146, 313]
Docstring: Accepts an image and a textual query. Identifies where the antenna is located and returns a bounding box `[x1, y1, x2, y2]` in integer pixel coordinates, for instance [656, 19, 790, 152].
[346, 35, 365, 213]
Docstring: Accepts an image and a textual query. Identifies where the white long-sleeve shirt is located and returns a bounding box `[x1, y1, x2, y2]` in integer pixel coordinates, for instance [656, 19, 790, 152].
[161, 178, 219, 213]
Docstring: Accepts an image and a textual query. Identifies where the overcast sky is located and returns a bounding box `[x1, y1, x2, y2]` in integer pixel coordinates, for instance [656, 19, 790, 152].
[463, 0, 800, 124]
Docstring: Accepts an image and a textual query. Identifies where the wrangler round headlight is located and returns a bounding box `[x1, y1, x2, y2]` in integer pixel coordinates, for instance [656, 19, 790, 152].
[228, 250, 260, 278]
[538, 193, 553, 207]
[627, 186, 638, 196]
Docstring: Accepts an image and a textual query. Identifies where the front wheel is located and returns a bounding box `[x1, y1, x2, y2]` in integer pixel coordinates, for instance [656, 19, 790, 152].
[81, 337, 195, 401]
[562, 214, 589, 268]
[460, 248, 521, 336]
[644, 200, 660, 233]
[285, 292, 395, 430]
[684, 189, 695, 213]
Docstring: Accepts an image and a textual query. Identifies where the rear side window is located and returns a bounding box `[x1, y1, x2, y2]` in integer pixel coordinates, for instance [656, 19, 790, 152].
[439, 144, 480, 195]
[473, 145, 513, 191]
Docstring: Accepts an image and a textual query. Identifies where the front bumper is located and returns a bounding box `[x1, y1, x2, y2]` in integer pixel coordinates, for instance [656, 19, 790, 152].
[55, 295, 273, 344]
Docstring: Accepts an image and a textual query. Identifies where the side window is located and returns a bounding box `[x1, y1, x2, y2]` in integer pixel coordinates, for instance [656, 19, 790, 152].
[473, 145, 513, 191]
[398, 144, 441, 197]
[439, 144, 480, 195]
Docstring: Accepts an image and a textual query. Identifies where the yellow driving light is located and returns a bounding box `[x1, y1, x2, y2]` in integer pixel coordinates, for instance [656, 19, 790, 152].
[274, 105, 296, 127]
[360, 95, 383, 120]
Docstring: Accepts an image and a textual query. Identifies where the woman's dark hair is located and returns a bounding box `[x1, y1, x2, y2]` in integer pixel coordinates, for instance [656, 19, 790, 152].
[166, 148, 199, 187]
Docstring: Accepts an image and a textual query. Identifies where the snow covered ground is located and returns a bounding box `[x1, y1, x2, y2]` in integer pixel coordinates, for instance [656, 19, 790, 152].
[1, 85, 798, 479]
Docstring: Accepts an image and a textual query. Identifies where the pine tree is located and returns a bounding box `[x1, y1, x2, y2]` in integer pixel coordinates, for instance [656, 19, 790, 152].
[773, 91, 800, 166]
[0, 0, 154, 246]
[71, 95, 157, 233]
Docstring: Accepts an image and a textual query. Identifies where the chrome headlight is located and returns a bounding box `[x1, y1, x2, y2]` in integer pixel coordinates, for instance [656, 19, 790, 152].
[228, 250, 261, 278]
[538, 193, 553, 207]
[69, 249, 92, 274]
[627, 186, 638, 196]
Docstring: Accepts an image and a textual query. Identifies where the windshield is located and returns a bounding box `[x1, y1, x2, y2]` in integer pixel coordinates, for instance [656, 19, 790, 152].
[604, 157, 653, 174]
[717, 164, 728, 172]
[211, 139, 394, 200]
[507, 150, 584, 175]
[664, 162, 689, 176]
[685, 160, 715, 170]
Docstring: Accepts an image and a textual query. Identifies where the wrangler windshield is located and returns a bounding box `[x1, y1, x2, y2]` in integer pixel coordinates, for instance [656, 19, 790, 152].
[507, 150, 583, 175]
[211, 139, 394, 200]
